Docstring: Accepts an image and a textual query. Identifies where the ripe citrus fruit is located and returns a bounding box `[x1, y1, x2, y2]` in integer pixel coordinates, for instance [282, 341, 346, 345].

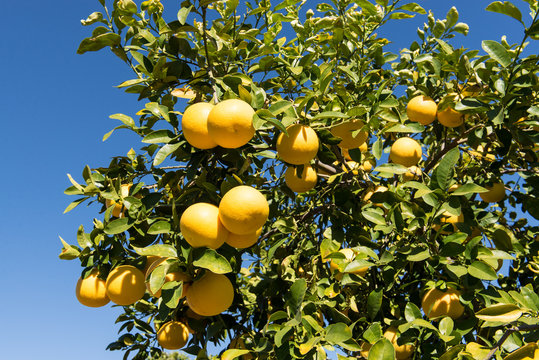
[145, 258, 191, 298]
[180, 203, 229, 249]
[437, 106, 464, 128]
[402, 165, 422, 181]
[421, 287, 464, 320]
[106, 184, 132, 218]
[105, 265, 146, 306]
[226, 227, 263, 249]
[218, 186, 269, 235]
[76, 269, 110, 307]
[143, 255, 162, 274]
[328, 248, 368, 279]
[181, 102, 217, 149]
[390, 137, 422, 167]
[433, 211, 464, 234]
[407, 95, 437, 125]
[157, 320, 190, 350]
[330, 120, 368, 149]
[480, 182, 506, 203]
[384, 326, 416, 360]
[276, 124, 319, 165]
[206, 99, 255, 148]
[360, 158, 376, 172]
[186, 271, 234, 316]
[285, 165, 318, 193]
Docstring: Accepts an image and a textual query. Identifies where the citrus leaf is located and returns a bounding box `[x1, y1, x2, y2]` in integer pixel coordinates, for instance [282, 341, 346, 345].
[325, 323, 352, 345]
[368, 338, 395, 360]
[161, 281, 184, 308]
[192, 248, 232, 274]
[131, 244, 178, 257]
[374, 163, 409, 175]
[153, 143, 181, 166]
[287, 278, 307, 315]
[468, 261, 498, 280]
[104, 218, 133, 234]
[367, 289, 383, 320]
[432, 147, 460, 190]
[451, 183, 488, 196]
[147, 221, 172, 234]
[299, 336, 321, 355]
[482, 40, 511, 67]
[142, 129, 175, 144]
[485, 1, 523, 24]
[475, 303, 523, 323]
[221, 350, 251, 360]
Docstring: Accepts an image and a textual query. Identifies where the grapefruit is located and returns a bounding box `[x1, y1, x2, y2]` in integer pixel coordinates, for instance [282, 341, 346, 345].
[390, 137, 422, 167]
[207, 99, 255, 148]
[180, 203, 229, 249]
[105, 265, 146, 306]
[218, 186, 269, 235]
[407, 95, 437, 125]
[276, 124, 319, 165]
[181, 102, 217, 149]
[186, 271, 234, 316]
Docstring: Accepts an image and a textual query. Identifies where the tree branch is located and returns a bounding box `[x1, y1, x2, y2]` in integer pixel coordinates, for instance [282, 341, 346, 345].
[483, 324, 539, 360]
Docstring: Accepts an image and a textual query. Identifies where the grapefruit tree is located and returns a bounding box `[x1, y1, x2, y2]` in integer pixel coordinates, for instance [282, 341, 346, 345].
[62, 0, 539, 359]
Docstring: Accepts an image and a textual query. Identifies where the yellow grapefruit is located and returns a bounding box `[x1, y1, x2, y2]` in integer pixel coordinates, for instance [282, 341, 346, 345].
[181, 102, 217, 149]
[402, 165, 422, 181]
[157, 320, 190, 350]
[276, 124, 319, 165]
[218, 186, 269, 235]
[330, 120, 368, 149]
[480, 182, 506, 203]
[360, 158, 376, 172]
[186, 271, 234, 316]
[421, 288, 464, 320]
[433, 211, 464, 234]
[384, 327, 415, 360]
[145, 258, 191, 298]
[328, 248, 368, 279]
[105, 265, 146, 306]
[390, 137, 422, 167]
[180, 203, 229, 249]
[76, 269, 110, 308]
[407, 95, 437, 125]
[285, 165, 318, 193]
[226, 228, 263, 249]
[437, 106, 464, 128]
[207, 99, 255, 148]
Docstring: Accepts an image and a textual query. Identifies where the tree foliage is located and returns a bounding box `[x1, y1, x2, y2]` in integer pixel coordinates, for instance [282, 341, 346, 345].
[64, 0, 539, 359]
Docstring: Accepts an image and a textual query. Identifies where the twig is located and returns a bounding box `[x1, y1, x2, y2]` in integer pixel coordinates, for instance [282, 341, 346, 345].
[483, 324, 539, 360]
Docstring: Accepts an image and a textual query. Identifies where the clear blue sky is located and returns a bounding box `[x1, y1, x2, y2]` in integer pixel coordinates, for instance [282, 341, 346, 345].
[0, 1, 536, 359]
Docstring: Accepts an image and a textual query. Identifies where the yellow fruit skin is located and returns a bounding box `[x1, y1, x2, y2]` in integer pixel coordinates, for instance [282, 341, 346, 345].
[219, 186, 269, 235]
[186, 272, 234, 316]
[181, 102, 217, 149]
[402, 166, 422, 181]
[433, 212, 464, 234]
[226, 227, 263, 249]
[360, 159, 376, 172]
[330, 120, 368, 149]
[480, 182, 506, 203]
[76, 270, 110, 307]
[407, 95, 437, 125]
[421, 288, 464, 320]
[390, 137, 422, 167]
[207, 99, 255, 149]
[437, 107, 464, 128]
[180, 203, 229, 249]
[384, 327, 415, 360]
[276, 124, 319, 165]
[157, 321, 190, 350]
[285, 166, 318, 193]
[105, 265, 146, 306]
[469, 145, 496, 161]
[229, 337, 254, 360]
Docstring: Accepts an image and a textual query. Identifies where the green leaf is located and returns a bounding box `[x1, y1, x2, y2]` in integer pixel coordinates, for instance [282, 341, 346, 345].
[397, 3, 426, 14]
[389, 12, 416, 19]
[161, 281, 184, 308]
[313, 111, 349, 120]
[147, 221, 171, 234]
[77, 31, 121, 54]
[142, 129, 175, 144]
[432, 148, 460, 190]
[363, 210, 386, 225]
[287, 279, 307, 316]
[269, 100, 293, 116]
[439, 317, 454, 336]
[475, 303, 523, 323]
[384, 123, 424, 133]
[104, 218, 133, 234]
[153, 143, 181, 166]
[468, 261, 498, 281]
[405, 302, 422, 322]
[63, 197, 88, 214]
[177, 5, 192, 25]
[451, 183, 488, 196]
[325, 323, 352, 345]
[363, 323, 382, 343]
[439, 345, 466, 360]
[192, 248, 232, 274]
[221, 350, 251, 360]
[374, 163, 409, 175]
[367, 289, 383, 320]
[446, 7, 459, 28]
[368, 338, 395, 360]
[485, 1, 523, 24]
[482, 40, 511, 67]
[355, 0, 378, 16]
[110, 113, 135, 128]
[132, 244, 178, 257]
[81, 12, 104, 26]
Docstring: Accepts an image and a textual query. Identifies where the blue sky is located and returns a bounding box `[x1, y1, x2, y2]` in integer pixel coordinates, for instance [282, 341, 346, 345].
[0, 1, 536, 359]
